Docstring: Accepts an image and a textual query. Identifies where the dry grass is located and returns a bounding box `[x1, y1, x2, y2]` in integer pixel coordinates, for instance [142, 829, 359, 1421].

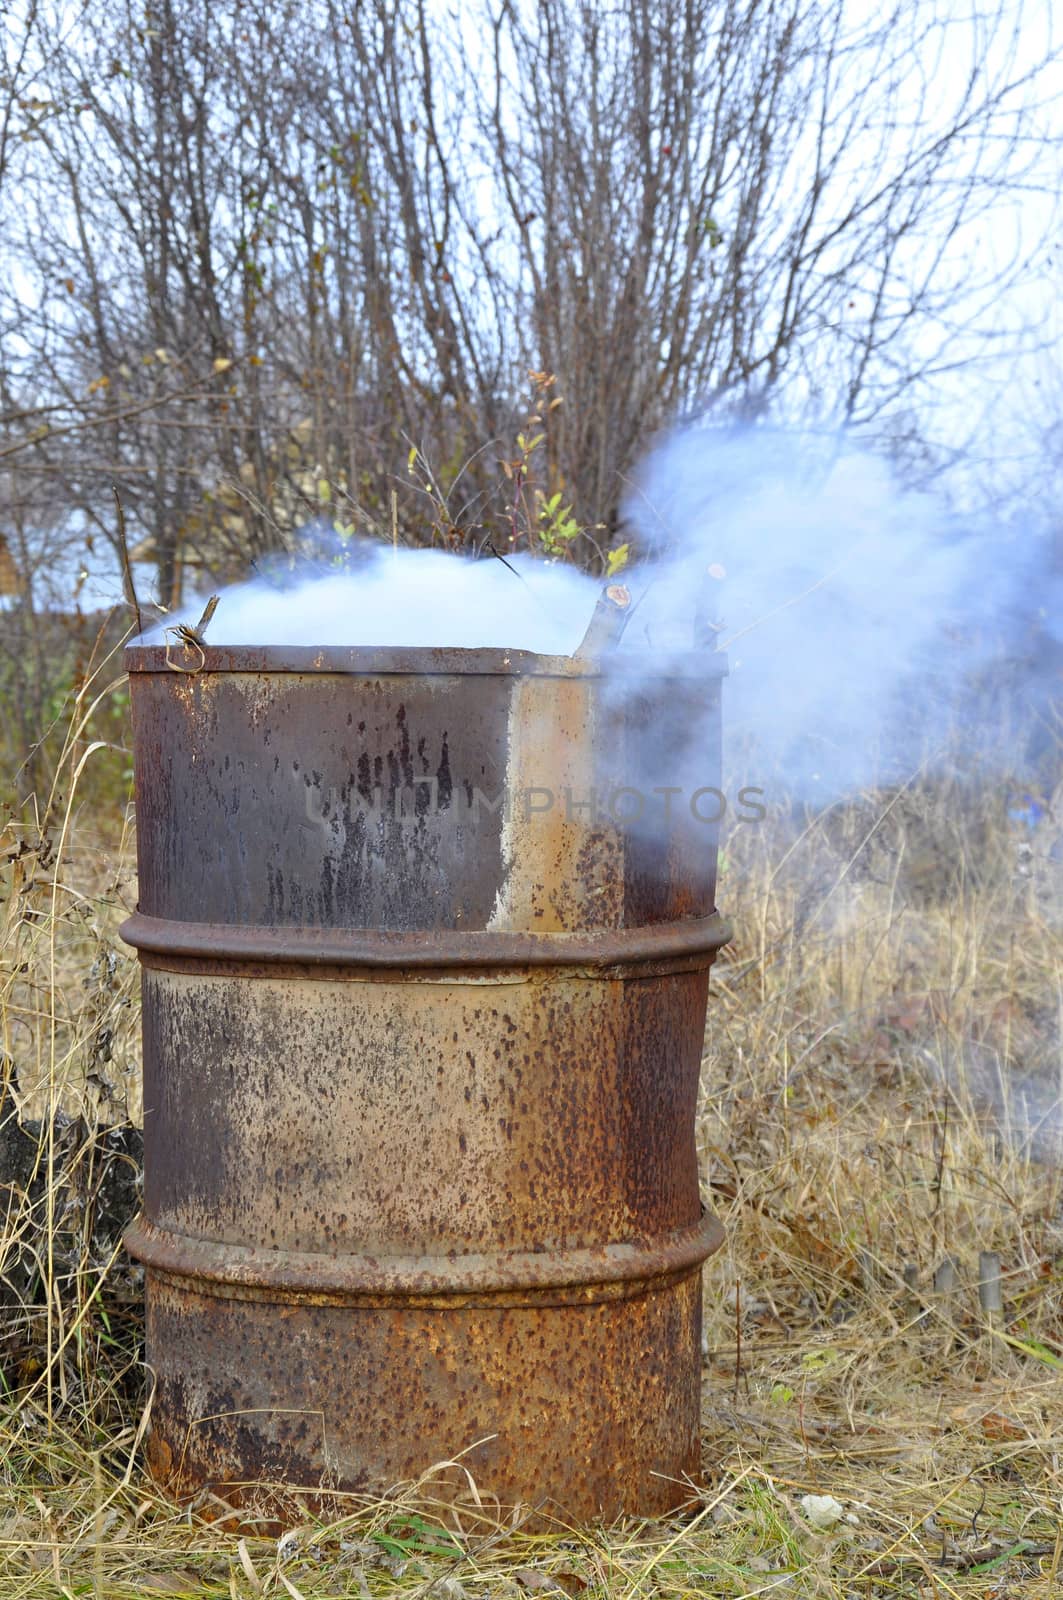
[1, 676, 1061, 1598]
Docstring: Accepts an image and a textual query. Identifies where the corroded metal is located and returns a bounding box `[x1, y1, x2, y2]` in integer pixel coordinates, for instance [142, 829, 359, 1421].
[123, 640, 729, 1523]
[120, 909, 729, 968]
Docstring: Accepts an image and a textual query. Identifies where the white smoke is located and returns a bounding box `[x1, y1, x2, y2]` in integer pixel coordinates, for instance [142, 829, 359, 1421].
[621, 426, 1060, 794]
[168, 546, 600, 656]
[153, 425, 1061, 798]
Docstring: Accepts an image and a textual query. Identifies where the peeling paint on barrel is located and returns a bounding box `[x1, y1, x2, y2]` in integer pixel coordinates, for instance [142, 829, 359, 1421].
[123, 642, 729, 1524]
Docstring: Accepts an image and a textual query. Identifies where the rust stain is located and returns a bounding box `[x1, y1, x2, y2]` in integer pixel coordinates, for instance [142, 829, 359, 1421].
[123, 642, 728, 1524]
[146, 1270, 704, 1527]
[488, 674, 624, 934]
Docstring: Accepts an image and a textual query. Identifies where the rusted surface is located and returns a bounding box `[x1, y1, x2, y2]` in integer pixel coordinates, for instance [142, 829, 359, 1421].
[120, 909, 730, 967]
[125, 1210, 724, 1300]
[144, 1269, 703, 1525]
[124, 644, 724, 934]
[128, 642, 729, 678]
[136, 966, 710, 1261]
[124, 642, 728, 1522]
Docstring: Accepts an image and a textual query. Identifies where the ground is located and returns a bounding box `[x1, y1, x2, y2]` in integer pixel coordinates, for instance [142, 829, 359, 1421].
[0, 742, 1060, 1598]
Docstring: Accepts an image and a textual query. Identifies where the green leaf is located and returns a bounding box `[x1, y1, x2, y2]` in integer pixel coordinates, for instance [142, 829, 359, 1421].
[369, 1517, 463, 1561]
[370, 1534, 411, 1559]
[995, 1332, 1062, 1369]
[968, 1540, 1036, 1575]
[606, 543, 630, 576]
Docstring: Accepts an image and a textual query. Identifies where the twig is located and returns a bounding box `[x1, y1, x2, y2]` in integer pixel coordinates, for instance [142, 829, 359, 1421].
[192, 594, 219, 639]
[484, 539, 521, 580]
[164, 594, 220, 673]
[482, 541, 559, 635]
[114, 488, 141, 637]
[509, 460, 524, 550]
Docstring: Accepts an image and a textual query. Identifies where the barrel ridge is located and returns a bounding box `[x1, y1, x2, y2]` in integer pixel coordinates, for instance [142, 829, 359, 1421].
[125, 1210, 725, 1305]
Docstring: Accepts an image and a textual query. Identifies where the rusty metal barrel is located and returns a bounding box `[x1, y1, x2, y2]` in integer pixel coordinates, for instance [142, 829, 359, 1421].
[122, 640, 729, 1522]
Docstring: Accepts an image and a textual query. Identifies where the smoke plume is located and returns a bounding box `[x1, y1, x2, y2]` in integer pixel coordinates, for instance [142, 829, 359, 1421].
[153, 425, 1062, 800]
[621, 426, 1061, 796]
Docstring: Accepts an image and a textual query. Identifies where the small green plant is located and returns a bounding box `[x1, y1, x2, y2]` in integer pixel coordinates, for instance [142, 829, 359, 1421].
[369, 1514, 464, 1560]
[535, 489, 580, 557]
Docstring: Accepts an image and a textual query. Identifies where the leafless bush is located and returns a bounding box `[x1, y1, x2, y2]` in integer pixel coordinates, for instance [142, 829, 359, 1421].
[0, 0, 1055, 608]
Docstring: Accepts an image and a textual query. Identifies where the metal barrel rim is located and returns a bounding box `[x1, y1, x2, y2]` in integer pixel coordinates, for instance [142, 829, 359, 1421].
[125, 1210, 725, 1305]
[120, 910, 732, 971]
[124, 643, 729, 679]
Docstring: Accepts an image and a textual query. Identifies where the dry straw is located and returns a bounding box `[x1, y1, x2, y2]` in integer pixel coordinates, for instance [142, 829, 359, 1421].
[0, 646, 1060, 1597]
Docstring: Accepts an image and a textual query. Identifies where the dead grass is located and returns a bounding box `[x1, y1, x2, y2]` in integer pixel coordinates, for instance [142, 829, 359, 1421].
[0, 678, 1061, 1598]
